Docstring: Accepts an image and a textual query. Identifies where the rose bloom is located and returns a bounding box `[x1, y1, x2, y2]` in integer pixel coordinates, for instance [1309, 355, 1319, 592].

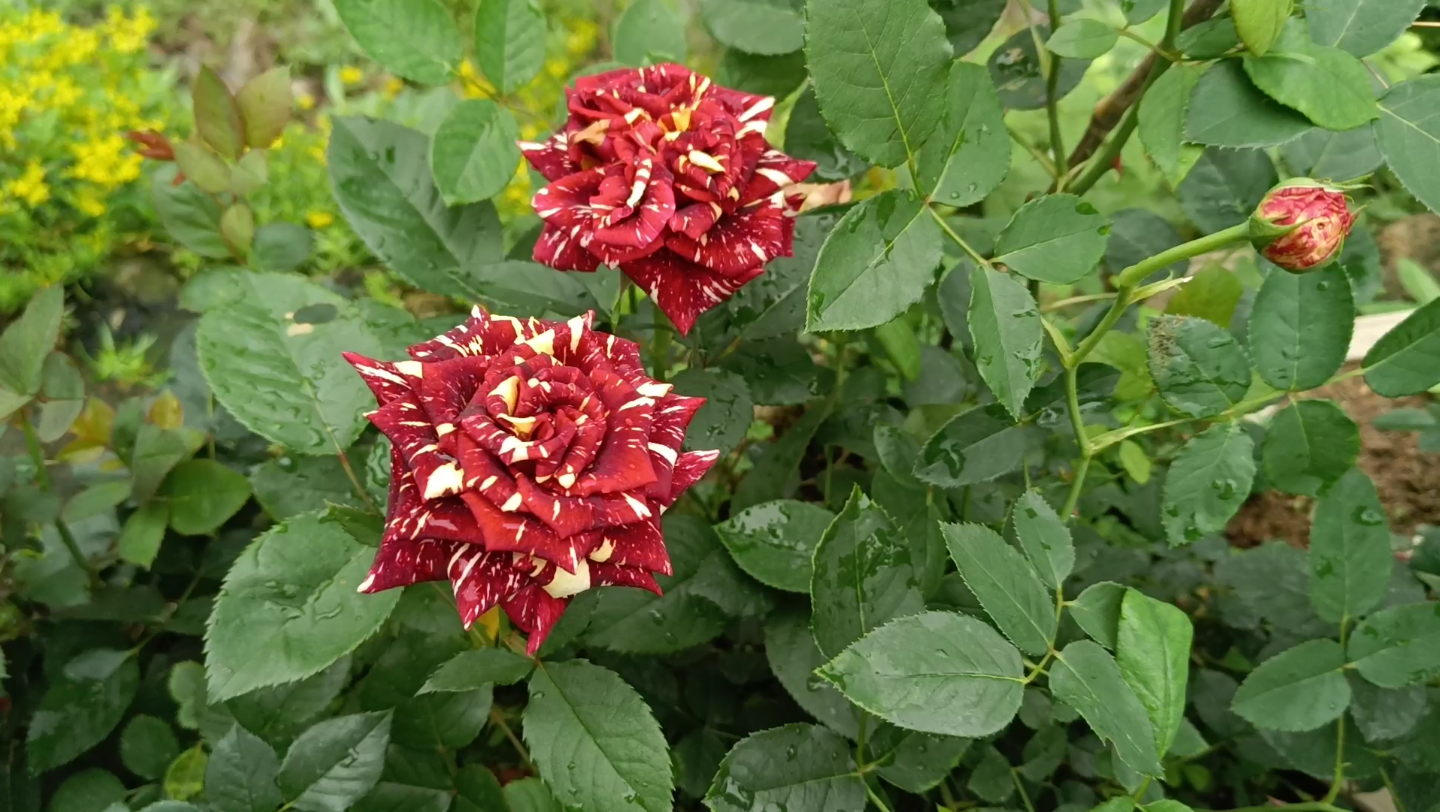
[345, 308, 719, 653]
[520, 63, 817, 335]
[1254, 182, 1355, 273]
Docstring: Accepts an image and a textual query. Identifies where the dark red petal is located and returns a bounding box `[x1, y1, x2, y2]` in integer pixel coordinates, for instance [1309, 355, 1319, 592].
[664, 449, 721, 506]
[670, 201, 722, 240]
[344, 352, 419, 406]
[737, 150, 817, 208]
[514, 474, 655, 538]
[666, 201, 787, 277]
[564, 367, 658, 495]
[502, 585, 568, 655]
[360, 537, 459, 593]
[367, 398, 464, 501]
[450, 548, 533, 629]
[590, 518, 672, 576]
[622, 249, 765, 335]
[518, 133, 575, 182]
[535, 224, 602, 272]
[590, 562, 662, 594]
[643, 393, 704, 500]
[460, 491, 586, 573]
[408, 306, 494, 362]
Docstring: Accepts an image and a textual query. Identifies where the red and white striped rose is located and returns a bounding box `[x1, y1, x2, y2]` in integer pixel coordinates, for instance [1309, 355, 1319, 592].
[521, 63, 817, 335]
[344, 309, 718, 653]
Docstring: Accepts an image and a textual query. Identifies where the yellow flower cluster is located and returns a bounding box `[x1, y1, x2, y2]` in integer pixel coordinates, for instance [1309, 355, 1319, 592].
[0, 6, 165, 215]
[0, 5, 170, 311]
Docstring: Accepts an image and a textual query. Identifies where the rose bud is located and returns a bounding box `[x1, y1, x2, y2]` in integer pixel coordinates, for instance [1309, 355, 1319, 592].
[1249, 180, 1355, 273]
[520, 64, 817, 335]
[344, 308, 719, 654]
[126, 129, 175, 161]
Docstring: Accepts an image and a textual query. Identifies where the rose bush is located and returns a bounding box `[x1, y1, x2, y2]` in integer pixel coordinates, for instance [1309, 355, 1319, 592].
[6, 1, 1440, 812]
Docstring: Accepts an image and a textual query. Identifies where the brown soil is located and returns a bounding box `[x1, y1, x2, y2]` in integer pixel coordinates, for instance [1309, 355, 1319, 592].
[1226, 372, 1440, 548]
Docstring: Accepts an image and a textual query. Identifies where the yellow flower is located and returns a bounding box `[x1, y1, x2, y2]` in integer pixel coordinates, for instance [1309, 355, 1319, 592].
[297, 92, 317, 110]
[340, 65, 364, 85]
[306, 210, 335, 229]
[75, 189, 106, 217]
[383, 76, 405, 98]
[5, 161, 51, 207]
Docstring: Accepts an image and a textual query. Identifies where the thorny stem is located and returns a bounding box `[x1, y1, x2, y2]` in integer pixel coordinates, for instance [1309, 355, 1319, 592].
[337, 447, 378, 513]
[1007, 123, 1058, 177]
[490, 707, 537, 772]
[18, 409, 96, 582]
[1012, 767, 1038, 812]
[866, 782, 896, 812]
[928, 207, 991, 268]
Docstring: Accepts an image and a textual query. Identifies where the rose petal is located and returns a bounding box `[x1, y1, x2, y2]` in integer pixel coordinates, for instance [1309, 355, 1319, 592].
[622, 249, 765, 335]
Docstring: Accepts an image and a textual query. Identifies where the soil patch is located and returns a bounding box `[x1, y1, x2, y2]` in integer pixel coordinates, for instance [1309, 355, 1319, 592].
[1226, 371, 1440, 548]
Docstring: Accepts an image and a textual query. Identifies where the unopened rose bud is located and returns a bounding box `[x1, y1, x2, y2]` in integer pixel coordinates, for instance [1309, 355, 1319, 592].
[1249, 180, 1355, 273]
[126, 130, 175, 161]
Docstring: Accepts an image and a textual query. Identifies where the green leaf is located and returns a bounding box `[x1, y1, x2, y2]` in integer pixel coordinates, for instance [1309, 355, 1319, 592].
[173, 141, 232, 194]
[220, 201, 254, 250]
[1165, 264, 1244, 328]
[0, 285, 62, 405]
[732, 402, 829, 512]
[1250, 265, 1354, 391]
[1116, 590, 1193, 756]
[932, 0, 1007, 57]
[226, 659, 350, 744]
[968, 265, 1042, 420]
[207, 725, 283, 812]
[329, 118, 504, 298]
[159, 459, 251, 536]
[671, 367, 752, 458]
[26, 650, 139, 772]
[197, 281, 381, 455]
[1178, 18, 1240, 58]
[875, 317, 922, 381]
[715, 500, 834, 593]
[166, 746, 209, 801]
[119, 716, 180, 782]
[504, 778, 562, 812]
[586, 515, 762, 653]
[420, 649, 534, 693]
[1309, 468, 1392, 623]
[152, 166, 229, 258]
[1350, 603, 1440, 688]
[783, 87, 867, 183]
[453, 766, 509, 812]
[474, 0, 546, 93]
[700, 0, 803, 55]
[806, 191, 943, 332]
[766, 606, 861, 738]
[1232, 639, 1350, 731]
[1281, 126, 1384, 183]
[1184, 60, 1313, 148]
[1362, 295, 1440, 396]
[942, 522, 1055, 656]
[1050, 641, 1163, 778]
[1047, 19, 1118, 58]
[1309, 0, 1427, 57]
[989, 26, 1091, 110]
[205, 511, 401, 700]
[252, 223, 315, 273]
[430, 100, 520, 205]
[704, 724, 863, 812]
[449, 260, 600, 319]
[250, 454, 365, 521]
[1349, 677, 1425, 742]
[1071, 581, 1126, 649]
[913, 403, 1025, 488]
[716, 48, 807, 99]
[236, 66, 291, 149]
[335, 0, 461, 84]
[1231, 0, 1291, 56]
[1147, 315, 1251, 418]
[1122, 0, 1168, 23]
[805, 0, 951, 167]
[193, 66, 244, 159]
[612, 0, 687, 65]
[1009, 491, 1074, 591]
[1160, 423, 1255, 546]
[811, 489, 923, 658]
[966, 746, 1013, 802]
[50, 769, 125, 812]
[118, 500, 170, 569]
[1244, 22, 1378, 131]
[1263, 400, 1360, 496]
[818, 610, 1023, 737]
[993, 194, 1109, 285]
[1119, 439, 1152, 484]
[1176, 147, 1276, 234]
[278, 712, 392, 812]
[1139, 64, 1205, 186]
[230, 149, 269, 196]
[870, 725, 970, 792]
[524, 660, 671, 812]
[915, 63, 1009, 206]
